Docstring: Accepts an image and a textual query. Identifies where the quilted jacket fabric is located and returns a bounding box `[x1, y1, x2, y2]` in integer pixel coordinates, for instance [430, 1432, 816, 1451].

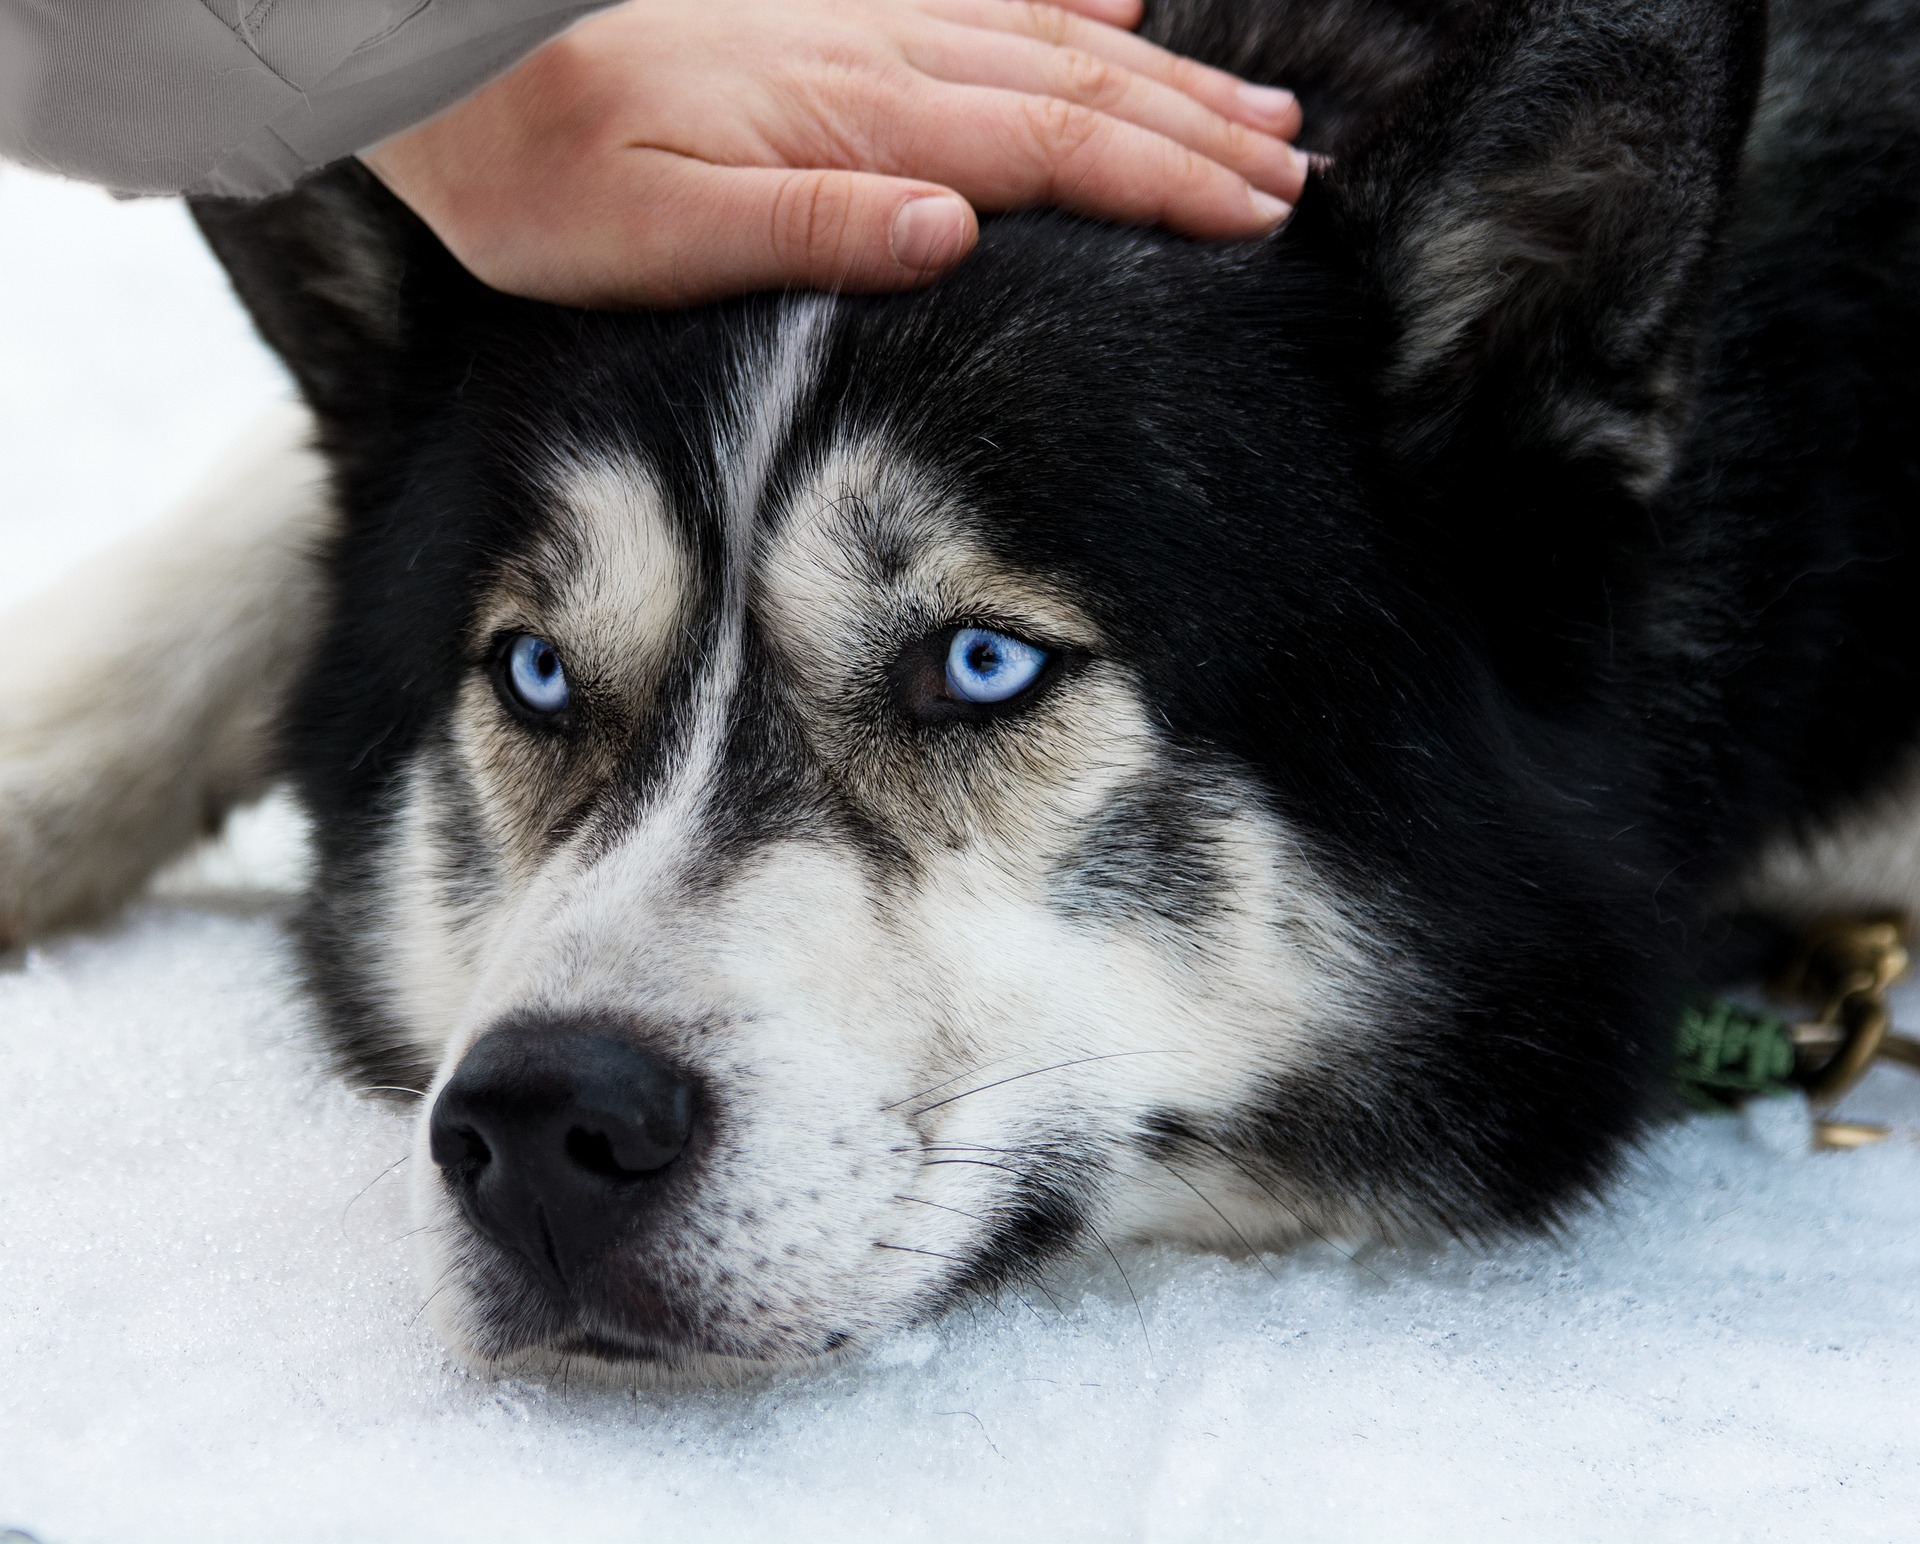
[0, 0, 612, 196]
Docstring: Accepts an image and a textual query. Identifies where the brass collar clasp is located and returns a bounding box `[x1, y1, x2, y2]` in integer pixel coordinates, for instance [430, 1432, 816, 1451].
[1768, 913, 1920, 1148]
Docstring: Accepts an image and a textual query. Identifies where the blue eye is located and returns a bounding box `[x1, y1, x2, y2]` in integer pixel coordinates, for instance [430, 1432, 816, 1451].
[504, 633, 571, 714]
[944, 627, 1048, 705]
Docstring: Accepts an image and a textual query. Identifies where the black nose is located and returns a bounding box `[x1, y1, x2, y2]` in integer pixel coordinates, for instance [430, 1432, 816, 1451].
[429, 1019, 697, 1295]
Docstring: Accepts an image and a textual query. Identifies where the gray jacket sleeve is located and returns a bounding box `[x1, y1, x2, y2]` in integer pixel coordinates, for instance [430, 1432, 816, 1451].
[0, 1, 615, 198]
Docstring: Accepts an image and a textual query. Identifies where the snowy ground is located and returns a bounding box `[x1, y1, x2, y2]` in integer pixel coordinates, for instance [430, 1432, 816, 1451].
[4, 166, 1919, 1543]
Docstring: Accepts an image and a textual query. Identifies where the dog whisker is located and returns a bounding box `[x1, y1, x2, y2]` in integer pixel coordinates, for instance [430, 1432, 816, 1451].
[909, 1050, 1188, 1118]
[408, 1273, 460, 1331]
[340, 1152, 410, 1233]
[1027, 1274, 1067, 1315]
[919, 1157, 1024, 1178]
[880, 1052, 1024, 1113]
[918, 1141, 1031, 1156]
[872, 1241, 974, 1267]
[935, 1409, 1007, 1462]
[892, 1194, 991, 1225]
[1084, 1219, 1152, 1364]
[1176, 1130, 1389, 1287]
[1010, 1292, 1048, 1323]
[1150, 1157, 1282, 1285]
[391, 1222, 454, 1244]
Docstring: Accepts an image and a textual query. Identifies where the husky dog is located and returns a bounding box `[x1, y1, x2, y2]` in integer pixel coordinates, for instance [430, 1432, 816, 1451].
[4, 0, 1919, 1377]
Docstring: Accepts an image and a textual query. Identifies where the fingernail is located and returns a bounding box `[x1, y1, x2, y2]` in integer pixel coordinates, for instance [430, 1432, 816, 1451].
[1236, 82, 1297, 124]
[1249, 189, 1293, 228]
[890, 195, 972, 272]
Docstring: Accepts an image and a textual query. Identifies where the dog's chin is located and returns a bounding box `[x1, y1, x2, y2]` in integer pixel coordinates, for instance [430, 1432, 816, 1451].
[440, 1323, 854, 1390]
[420, 1262, 860, 1388]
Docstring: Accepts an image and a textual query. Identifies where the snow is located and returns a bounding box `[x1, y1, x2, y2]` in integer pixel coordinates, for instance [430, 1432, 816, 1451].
[4, 166, 1920, 1543]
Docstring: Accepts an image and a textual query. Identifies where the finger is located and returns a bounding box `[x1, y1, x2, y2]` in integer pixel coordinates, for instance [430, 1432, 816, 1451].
[921, 0, 1302, 137]
[907, 23, 1307, 202]
[1031, 0, 1143, 25]
[476, 155, 979, 307]
[893, 81, 1290, 240]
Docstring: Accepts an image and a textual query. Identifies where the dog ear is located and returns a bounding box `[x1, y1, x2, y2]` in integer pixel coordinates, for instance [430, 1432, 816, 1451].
[190, 161, 472, 431]
[1319, 0, 1766, 492]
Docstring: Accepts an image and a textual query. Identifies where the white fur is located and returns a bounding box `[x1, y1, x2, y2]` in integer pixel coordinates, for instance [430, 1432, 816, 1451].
[1737, 755, 1920, 922]
[0, 406, 332, 945]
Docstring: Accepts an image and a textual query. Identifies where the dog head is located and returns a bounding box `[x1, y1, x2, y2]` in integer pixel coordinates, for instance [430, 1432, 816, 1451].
[194, 0, 1763, 1376]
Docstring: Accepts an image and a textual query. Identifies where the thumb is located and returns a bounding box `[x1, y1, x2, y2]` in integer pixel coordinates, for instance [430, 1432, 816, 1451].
[609, 156, 979, 305]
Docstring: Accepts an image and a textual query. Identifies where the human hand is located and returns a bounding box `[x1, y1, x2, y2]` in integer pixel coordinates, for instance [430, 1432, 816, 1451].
[360, 0, 1306, 307]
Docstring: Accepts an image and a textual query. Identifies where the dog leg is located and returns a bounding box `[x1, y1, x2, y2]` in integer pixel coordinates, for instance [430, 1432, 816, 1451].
[0, 406, 336, 946]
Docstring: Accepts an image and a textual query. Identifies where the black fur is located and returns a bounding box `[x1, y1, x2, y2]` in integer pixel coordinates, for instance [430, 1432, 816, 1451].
[192, 0, 1920, 1274]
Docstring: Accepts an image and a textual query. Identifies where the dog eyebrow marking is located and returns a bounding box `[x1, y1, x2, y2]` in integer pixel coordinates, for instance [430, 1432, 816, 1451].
[509, 453, 692, 694]
[751, 438, 1107, 699]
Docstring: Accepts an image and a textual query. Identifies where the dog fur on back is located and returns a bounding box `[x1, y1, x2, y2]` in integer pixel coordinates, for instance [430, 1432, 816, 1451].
[6, 0, 1920, 1379]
